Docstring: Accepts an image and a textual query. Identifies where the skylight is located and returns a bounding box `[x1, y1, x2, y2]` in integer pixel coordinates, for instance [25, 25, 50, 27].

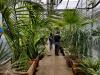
[41, 0, 79, 9]
[57, 0, 79, 9]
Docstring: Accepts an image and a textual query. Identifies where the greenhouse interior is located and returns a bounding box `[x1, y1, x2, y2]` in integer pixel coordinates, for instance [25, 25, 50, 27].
[0, 0, 100, 75]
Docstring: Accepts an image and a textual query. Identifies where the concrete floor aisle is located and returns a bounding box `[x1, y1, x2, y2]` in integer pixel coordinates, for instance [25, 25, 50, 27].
[36, 55, 73, 75]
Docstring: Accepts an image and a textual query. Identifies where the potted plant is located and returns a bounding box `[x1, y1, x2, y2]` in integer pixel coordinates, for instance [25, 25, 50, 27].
[11, 50, 40, 75]
[3, 1, 51, 75]
[60, 9, 94, 67]
[1, 0, 48, 74]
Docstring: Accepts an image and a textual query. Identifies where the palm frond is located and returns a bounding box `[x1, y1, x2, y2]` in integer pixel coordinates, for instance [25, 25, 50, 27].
[0, 40, 11, 65]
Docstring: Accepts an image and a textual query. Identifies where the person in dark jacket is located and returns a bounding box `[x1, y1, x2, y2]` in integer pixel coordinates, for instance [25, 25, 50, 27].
[49, 33, 53, 50]
[54, 31, 65, 56]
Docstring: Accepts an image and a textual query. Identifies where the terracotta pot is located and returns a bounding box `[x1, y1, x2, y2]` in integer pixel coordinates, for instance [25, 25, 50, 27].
[65, 56, 72, 67]
[73, 67, 86, 75]
[65, 55, 79, 67]
[77, 72, 86, 75]
[39, 55, 44, 60]
[72, 62, 78, 73]
[76, 71, 86, 75]
[72, 64, 78, 74]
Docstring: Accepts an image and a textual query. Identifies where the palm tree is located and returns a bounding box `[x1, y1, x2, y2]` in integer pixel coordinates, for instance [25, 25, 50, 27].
[2, 0, 49, 61]
[62, 9, 95, 57]
[48, 9, 95, 58]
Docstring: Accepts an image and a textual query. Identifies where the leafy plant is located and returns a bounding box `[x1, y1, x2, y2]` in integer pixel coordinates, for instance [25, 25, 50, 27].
[79, 57, 100, 75]
[2, 0, 50, 71]
[61, 28, 92, 58]
[59, 9, 95, 58]
[0, 40, 11, 65]
[63, 9, 95, 30]
[12, 50, 31, 71]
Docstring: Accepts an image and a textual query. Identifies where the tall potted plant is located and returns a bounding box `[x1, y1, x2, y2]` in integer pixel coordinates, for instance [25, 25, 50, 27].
[2, 0, 49, 74]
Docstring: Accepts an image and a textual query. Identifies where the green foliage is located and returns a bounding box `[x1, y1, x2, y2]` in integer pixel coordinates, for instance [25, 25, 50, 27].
[63, 9, 79, 24]
[71, 29, 91, 57]
[79, 57, 100, 75]
[0, 41, 11, 65]
[12, 50, 31, 71]
[0, 0, 5, 11]
[61, 28, 92, 58]
[62, 9, 94, 31]
[60, 9, 95, 58]
[48, 15, 66, 28]
[2, 0, 49, 71]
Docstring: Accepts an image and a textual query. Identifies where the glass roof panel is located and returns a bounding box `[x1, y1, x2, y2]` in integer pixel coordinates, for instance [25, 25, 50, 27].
[57, 0, 78, 9]
[41, 0, 79, 9]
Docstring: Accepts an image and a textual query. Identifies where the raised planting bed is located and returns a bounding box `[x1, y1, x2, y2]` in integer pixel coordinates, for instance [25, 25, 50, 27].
[0, 58, 11, 75]
[12, 57, 39, 75]
[72, 61, 79, 73]
[65, 55, 78, 67]
[72, 67, 86, 75]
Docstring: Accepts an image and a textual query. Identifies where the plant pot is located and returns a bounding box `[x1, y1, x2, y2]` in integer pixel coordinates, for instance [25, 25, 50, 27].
[12, 57, 39, 75]
[68, 59, 73, 67]
[65, 55, 78, 67]
[72, 63, 78, 74]
[65, 56, 71, 67]
[72, 62, 78, 72]
[73, 67, 86, 75]
[77, 72, 86, 75]
[39, 54, 44, 60]
[0, 59, 11, 75]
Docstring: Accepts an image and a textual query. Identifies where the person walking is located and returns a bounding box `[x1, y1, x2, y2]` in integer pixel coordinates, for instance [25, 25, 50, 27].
[48, 33, 53, 50]
[54, 31, 65, 56]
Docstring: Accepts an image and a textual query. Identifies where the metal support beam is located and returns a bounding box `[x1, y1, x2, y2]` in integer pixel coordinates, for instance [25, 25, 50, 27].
[66, 0, 69, 8]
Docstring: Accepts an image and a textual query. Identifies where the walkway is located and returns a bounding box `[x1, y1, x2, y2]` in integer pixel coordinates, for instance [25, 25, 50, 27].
[36, 55, 73, 75]
[36, 47, 73, 75]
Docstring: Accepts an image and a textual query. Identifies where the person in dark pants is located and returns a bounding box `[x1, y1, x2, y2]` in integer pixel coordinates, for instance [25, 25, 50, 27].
[49, 33, 53, 50]
[54, 31, 65, 56]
